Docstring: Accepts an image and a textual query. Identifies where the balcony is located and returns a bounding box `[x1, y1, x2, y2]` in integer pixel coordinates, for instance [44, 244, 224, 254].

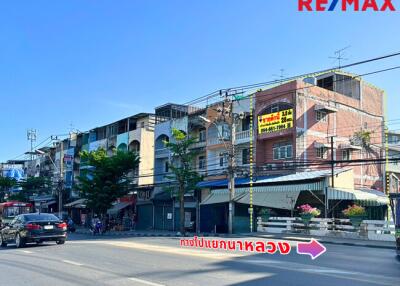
[235, 130, 251, 144]
[190, 140, 206, 149]
[155, 148, 170, 158]
[387, 162, 400, 173]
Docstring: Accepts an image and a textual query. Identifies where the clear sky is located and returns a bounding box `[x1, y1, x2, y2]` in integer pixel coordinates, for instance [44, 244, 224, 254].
[1, 0, 399, 162]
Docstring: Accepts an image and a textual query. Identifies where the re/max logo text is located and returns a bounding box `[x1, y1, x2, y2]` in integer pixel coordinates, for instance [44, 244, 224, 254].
[298, 0, 396, 11]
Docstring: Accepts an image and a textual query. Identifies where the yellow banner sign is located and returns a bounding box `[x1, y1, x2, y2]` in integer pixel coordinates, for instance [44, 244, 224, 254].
[258, 108, 293, 134]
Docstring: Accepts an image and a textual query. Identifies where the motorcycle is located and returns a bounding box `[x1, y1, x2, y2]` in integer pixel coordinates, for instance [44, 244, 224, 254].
[90, 220, 104, 236]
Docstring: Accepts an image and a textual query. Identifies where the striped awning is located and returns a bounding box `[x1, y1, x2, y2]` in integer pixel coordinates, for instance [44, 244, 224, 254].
[201, 181, 324, 209]
[328, 188, 389, 206]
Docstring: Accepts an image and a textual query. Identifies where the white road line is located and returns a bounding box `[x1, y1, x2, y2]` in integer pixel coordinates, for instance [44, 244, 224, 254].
[128, 277, 165, 286]
[19, 250, 33, 254]
[61, 259, 83, 266]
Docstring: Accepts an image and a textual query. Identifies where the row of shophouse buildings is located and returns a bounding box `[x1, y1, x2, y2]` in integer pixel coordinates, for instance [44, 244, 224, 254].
[2, 70, 400, 233]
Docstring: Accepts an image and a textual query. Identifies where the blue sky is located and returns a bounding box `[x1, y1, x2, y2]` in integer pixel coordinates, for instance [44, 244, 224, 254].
[0, 0, 399, 162]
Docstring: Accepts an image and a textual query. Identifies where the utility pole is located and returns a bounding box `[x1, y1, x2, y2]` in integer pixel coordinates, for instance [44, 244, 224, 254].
[228, 117, 236, 235]
[329, 136, 335, 218]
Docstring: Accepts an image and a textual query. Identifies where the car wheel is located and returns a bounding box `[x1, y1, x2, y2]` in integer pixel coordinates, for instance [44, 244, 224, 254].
[0, 234, 7, 247]
[15, 233, 25, 248]
[56, 239, 65, 245]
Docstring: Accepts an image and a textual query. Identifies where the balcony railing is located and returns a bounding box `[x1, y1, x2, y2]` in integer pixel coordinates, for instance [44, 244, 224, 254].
[235, 130, 250, 142]
[190, 140, 206, 149]
[155, 148, 170, 158]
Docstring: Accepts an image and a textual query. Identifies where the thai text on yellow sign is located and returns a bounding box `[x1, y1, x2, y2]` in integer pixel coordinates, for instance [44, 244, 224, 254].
[258, 108, 293, 134]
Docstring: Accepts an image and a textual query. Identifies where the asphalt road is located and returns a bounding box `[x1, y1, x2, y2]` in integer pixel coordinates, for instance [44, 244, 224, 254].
[0, 234, 399, 286]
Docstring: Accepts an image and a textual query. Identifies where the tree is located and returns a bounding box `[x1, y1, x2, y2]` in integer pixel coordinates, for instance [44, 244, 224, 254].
[0, 177, 17, 202]
[7, 176, 51, 202]
[77, 148, 140, 215]
[164, 129, 202, 235]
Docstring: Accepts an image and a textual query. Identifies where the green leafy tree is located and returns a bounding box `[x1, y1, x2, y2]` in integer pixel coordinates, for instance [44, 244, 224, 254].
[77, 148, 140, 215]
[7, 176, 51, 202]
[0, 177, 17, 202]
[164, 129, 202, 235]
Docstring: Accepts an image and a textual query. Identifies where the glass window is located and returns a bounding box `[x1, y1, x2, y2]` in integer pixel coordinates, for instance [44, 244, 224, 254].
[165, 161, 169, 173]
[342, 149, 351, 161]
[199, 129, 206, 142]
[23, 214, 59, 222]
[273, 142, 293, 160]
[198, 156, 206, 170]
[219, 153, 227, 167]
[242, 117, 251, 131]
[316, 110, 327, 122]
[273, 148, 279, 160]
[286, 145, 293, 159]
[242, 149, 250, 165]
[316, 147, 327, 159]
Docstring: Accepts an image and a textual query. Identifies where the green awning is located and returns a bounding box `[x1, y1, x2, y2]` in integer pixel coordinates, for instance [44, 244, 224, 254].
[201, 181, 324, 209]
[328, 188, 389, 206]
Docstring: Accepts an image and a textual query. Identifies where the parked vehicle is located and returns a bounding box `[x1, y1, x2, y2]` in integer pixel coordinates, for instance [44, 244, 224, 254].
[0, 202, 33, 228]
[389, 193, 400, 256]
[0, 213, 67, 248]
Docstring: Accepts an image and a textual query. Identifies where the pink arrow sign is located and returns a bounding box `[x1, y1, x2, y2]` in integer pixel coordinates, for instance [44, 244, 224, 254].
[297, 239, 326, 260]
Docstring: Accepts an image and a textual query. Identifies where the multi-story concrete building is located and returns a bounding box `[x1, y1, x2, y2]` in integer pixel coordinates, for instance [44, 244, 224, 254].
[255, 71, 385, 191]
[387, 131, 400, 193]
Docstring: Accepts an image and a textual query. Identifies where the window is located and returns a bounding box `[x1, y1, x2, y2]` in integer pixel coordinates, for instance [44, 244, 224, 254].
[316, 147, 328, 159]
[199, 129, 206, 142]
[219, 153, 227, 167]
[342, 149, 351, 161]
[242, 117, 251, 131]
[198, 156, 206, 170]
[242, 148, 250, 165]
[164, 161, 169, 173]
[271, 105, 279, 113]
[316, 110, 327, 122]
[141, 122, 145, 128]
[317, 76, 334, 91]
[272, 142, 293, 160]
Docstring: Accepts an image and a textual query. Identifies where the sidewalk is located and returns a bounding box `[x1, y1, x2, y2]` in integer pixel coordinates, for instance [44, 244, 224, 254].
[73, 227, 396, 249]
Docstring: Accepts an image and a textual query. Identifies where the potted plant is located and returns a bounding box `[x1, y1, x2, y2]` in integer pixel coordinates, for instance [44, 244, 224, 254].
[258, 208, 271, 222]
[342, 205, 366, 228]
[297, 204, 321, 226]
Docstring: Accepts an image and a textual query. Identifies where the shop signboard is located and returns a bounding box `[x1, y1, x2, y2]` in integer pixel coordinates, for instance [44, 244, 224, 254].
[258, 108, 294, 134]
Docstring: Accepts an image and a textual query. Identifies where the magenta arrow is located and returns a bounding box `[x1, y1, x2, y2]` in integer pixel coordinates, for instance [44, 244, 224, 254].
[296, 239, 326, 260]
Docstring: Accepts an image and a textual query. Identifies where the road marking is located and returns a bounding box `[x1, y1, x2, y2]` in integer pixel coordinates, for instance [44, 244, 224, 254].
[62, 259, 83, 266]
[20, 250, 33, 254]
[128, 277, 165, 286]
[70, 240, 398, 286]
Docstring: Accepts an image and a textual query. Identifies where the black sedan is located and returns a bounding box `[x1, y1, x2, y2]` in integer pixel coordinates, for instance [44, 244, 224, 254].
[0, 213, 67, 248]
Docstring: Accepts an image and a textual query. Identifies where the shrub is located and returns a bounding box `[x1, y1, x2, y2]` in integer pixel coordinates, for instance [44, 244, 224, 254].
[297, 204, 321, 216]
[342, 205, 366, 217]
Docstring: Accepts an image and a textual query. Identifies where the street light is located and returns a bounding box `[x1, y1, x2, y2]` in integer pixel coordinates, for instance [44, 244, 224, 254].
[35, 149, 63, 219]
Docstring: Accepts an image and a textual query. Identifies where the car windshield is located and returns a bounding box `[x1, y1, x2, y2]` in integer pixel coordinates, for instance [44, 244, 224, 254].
[23, 214, 60, 222]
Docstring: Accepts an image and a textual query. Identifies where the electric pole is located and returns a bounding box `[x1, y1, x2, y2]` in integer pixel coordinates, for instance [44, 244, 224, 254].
[228, 116, 236, 235]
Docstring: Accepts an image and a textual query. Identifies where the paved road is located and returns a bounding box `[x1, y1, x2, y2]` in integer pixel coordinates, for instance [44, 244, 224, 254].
[0, 234, 399, 286]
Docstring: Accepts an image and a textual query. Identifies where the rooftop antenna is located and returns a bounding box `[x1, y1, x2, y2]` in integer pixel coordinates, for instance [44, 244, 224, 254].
[272, 68, 286, 84]
[329, 46, 351, 69]
[27, 129, 37, 161]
